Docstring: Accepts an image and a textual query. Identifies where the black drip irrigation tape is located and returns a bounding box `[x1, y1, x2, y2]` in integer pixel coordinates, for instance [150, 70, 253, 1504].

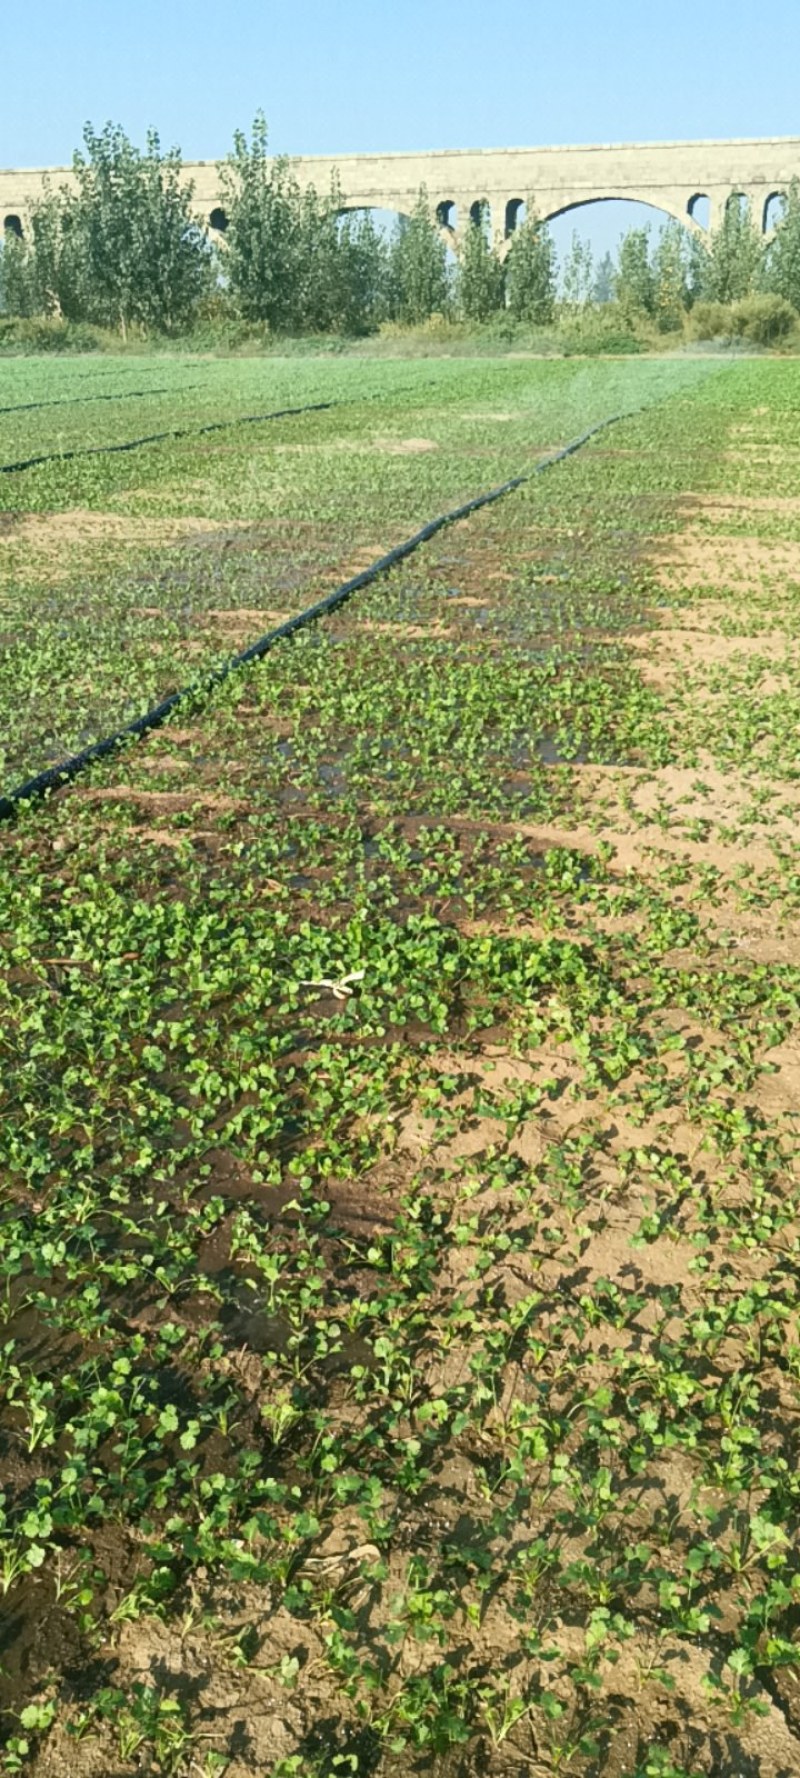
[0, 383, 204, 417]
[0, 408, 634, 824]
[0, 375, 440, 476]
[0, 397, 336, 476]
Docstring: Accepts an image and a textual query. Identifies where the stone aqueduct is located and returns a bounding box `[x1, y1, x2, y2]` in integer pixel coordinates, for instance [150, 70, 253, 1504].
[1, 136, 799, 252]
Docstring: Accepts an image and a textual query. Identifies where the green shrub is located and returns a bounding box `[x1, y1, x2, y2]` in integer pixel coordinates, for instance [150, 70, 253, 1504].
[0, 315, 106, 352]
[731, 293, 798, 343]
[556, 301, 647, 355]
[687, 301, 735, 341]
[689, 294, 798, 345]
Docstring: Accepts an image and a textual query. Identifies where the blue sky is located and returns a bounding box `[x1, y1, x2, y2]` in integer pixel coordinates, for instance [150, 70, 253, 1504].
[5, 0, 798, 261]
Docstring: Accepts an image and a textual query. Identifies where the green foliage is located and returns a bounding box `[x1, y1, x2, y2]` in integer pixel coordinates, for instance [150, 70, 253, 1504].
[689, 293, 798, 344]
[0, 194, 85, 322]
[456, 209, 505, 321]
[702, 195, 762, 303]
[561, 231, 595, 309]
[613, 221, 694, 332]
[615, 226, 654, 317]
[9, 150, 800, 350]
[506, 213, 556, 322]
[220, 115, 387, 335]
[0, 230, 40, 318]
[731, 293, 798, 343]
[19, 193, 75, 319]
[685, 230, 711, 308]
[387, 189, 451, 324]
[763, 179, 800, 309]
[0, 315, 128, 352]
[651, 221, 693, 330]
[220, 114, 307, 330]
[687, 299, 738, 340]
[53, 123, 211, 335]
[2, 128, 213, 336]
[597, 203, 780, 336]
[636, 1753, 703, 1778]
[555, 301, 645, 353]
[592, 251, 616, 305]
[329, 210, 388, 335]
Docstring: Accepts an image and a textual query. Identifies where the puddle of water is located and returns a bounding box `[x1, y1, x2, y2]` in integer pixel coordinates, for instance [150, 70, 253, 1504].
[537, 735, 590, 766]
[318, 762, 349, 797]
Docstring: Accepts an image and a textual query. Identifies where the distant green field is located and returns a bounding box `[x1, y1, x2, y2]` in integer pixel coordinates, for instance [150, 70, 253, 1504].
[0, 354, 709, 789]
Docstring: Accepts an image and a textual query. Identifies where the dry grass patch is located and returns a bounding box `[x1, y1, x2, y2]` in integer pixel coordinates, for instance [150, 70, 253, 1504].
[0, 509, 254, 583]
[653, 530, 800, 591]
[690, 492, 800, 516]
[371, 434, 438, 454]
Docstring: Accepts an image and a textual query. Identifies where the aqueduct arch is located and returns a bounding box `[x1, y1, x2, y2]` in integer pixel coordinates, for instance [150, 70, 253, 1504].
[1, 136, 797, 246]
[538, 190, 706, 235]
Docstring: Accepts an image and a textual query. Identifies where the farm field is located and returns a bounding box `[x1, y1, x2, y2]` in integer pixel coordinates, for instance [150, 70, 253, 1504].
[0, 355, 707, 790]
[2, 355, 800, 1777]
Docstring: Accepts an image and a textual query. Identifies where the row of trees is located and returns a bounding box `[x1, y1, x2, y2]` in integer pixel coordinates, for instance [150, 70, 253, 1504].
[0, 117, 555, 334]
[3, 116, 800, 336]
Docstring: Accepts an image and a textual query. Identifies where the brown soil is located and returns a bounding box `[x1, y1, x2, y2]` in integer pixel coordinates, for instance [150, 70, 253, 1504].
[0, 508, 252, 575]
[628, 627, 796, 667]
[653, 531, 800, 590]
[689, 491, 800, 515]
[78, 787, 246, 814]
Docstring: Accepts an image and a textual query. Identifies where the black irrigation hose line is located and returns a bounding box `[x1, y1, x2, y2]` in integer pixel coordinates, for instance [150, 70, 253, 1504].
[0, 407, 637, 826]
[0, 397, 336, 477]
[0, 372, 443, 474]
[0, 382, 205, 417]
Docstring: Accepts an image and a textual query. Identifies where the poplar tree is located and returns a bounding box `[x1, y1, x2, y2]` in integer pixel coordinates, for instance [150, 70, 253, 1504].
[3, 130, 210, 333]
[293, 186, 387, 335]
[222, 120, 388, 335]
[457, 210, 505, 321]
[292, 181, 344, 332]
[387, 189, 450, 323]
[703, 196, 761, 303]
[763, 180, 800, 310]
[592, 252, 616, 305]
[685, 231, 710, 308]
[220, 114, 303, 329]
[652, 221, 691, 330]
[21, 194, 71, 317]
[0, 192, 72, 321]
[62, 124, 210, 334]
[331, 211, 388, 334]
[506, 214, 556, 322]
[561, 233, 594, 309]
[615, 226, 654, 317]
[0, 229, 38, 316]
